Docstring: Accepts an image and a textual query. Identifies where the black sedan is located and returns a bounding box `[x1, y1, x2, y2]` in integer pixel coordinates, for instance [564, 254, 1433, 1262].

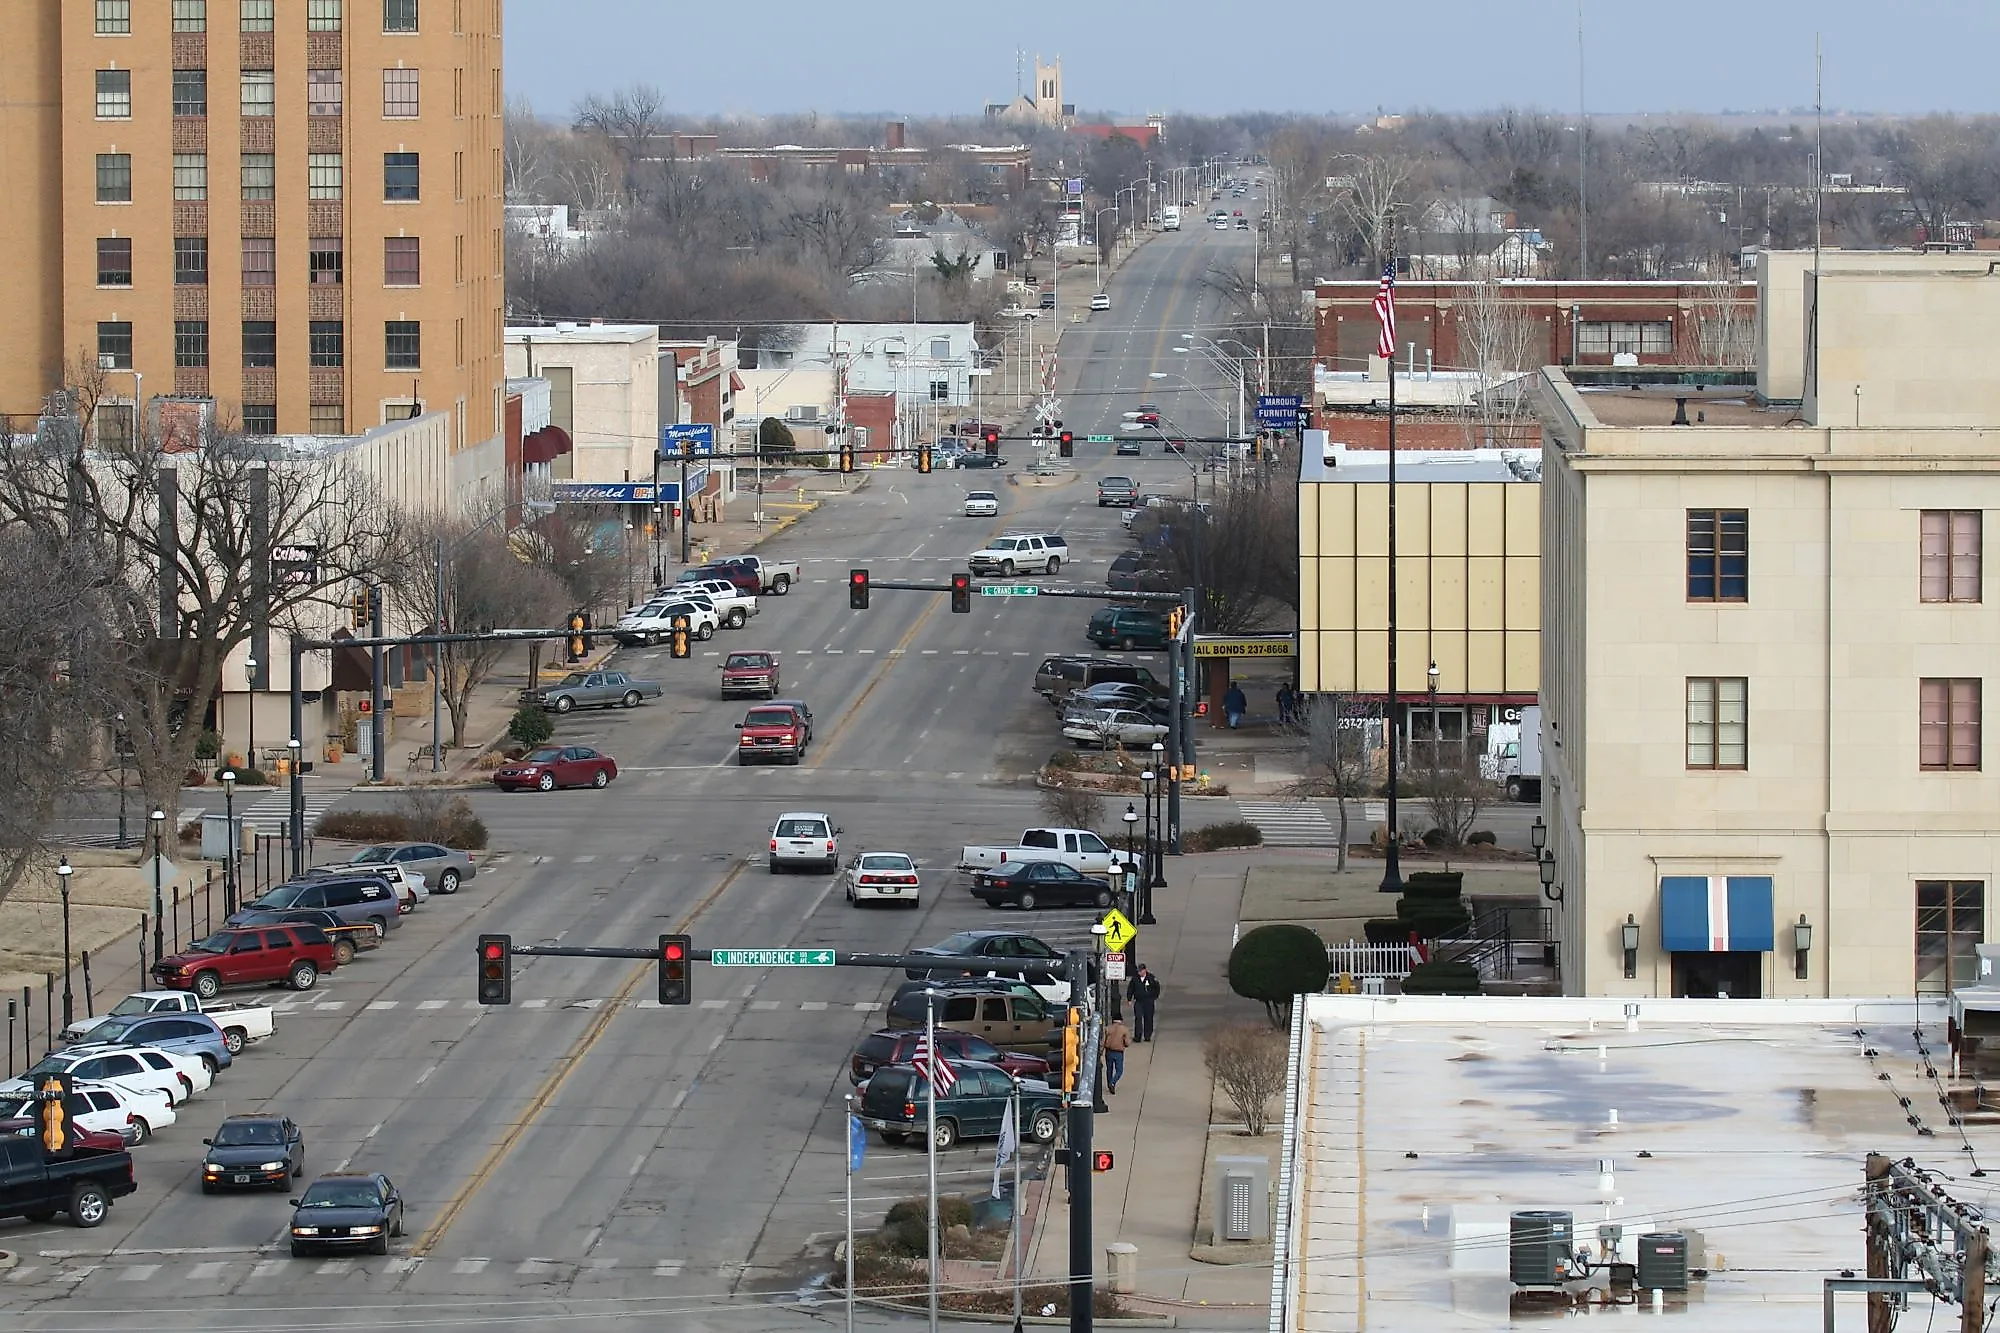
[905, 930, 1065, 979]
[289, 1172, 405, 1256]
[974, 862, 1115, 911]
[202, 1114, 305, 1193]
[956, 453, 1007, 470]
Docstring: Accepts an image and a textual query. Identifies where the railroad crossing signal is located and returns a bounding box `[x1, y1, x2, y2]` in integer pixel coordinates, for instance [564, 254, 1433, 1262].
[950, 571, 971, 613]
[476, 934, 511, 1005]
[670, 614, 691, 659]
[658, 934, 691, 1005]
[850, 568, 870, 610]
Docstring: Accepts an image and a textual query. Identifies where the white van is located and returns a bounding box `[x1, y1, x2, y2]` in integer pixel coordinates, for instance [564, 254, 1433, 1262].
[1161, 207, 1181, 232]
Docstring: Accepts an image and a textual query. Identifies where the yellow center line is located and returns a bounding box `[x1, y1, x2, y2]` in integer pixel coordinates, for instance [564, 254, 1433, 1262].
[412, 859, 749, 1257]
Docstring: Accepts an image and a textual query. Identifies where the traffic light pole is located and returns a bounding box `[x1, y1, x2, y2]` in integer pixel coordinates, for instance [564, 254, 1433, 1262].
[370, 588, 387, 783]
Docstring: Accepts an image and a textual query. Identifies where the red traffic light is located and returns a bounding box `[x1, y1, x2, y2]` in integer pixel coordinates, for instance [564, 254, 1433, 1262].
[950, 571, 971, 614]
[663, 940, 685, 962]
[480, 941, 505, 961]
[1092, 1150, 1115, 1173]
[849, 568, 870, 610]
[982, 428, 1000, 445]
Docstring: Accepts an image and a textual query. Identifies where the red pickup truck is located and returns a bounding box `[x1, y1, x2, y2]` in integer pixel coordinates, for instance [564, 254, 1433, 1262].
[151, 924, 339, 996]
[720, 650, 781, 700]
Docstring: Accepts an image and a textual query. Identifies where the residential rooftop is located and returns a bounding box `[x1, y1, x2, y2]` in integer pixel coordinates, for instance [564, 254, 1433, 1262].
[1276, 994, 1975, 1333]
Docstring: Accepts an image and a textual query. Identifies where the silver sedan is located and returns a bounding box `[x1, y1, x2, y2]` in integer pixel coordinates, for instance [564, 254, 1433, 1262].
[1061, 708, 1171, 749]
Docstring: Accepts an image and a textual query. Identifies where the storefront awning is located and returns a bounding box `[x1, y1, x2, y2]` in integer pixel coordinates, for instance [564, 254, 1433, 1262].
[523, 424, 572, 465]
[1659, 876, 1774, 952]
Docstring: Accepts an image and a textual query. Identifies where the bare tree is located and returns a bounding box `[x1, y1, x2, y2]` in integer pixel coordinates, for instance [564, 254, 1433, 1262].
[779, 186, 890, 281]
[1690, 278, 1756, 366]
[1141, 485, 1298, 635]
[1284, 695, 1376, 871]
[1202, 1024, 1289, 1136]
[574, 83, 667, 201]
[1332, 151, 1420, 268]
[1417, 753, 1488, 859]
[0, 367, 401, 837]
[1452, 278, 1541, 448]
[503, 95, 556, 203]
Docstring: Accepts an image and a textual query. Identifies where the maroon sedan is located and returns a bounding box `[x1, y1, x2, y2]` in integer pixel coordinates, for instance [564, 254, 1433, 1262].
[849, 1028, 1053, 1086]
[492, 745, 619, 792]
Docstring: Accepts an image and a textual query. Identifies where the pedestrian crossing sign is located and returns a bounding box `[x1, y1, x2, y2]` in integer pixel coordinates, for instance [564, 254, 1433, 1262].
[1100, 908, 1138, 953]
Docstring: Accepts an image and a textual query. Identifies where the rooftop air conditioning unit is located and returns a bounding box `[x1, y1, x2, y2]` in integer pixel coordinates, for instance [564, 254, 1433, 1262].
[787, 405, 821, 424]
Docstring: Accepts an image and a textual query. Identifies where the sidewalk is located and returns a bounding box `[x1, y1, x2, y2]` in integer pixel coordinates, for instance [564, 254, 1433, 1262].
[1016, 848, 1277, 1324]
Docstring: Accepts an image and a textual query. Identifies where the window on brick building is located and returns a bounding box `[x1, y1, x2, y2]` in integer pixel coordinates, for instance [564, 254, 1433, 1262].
[383, 68, 419, 118]
[308, 153, 343, 199]
[1577, 320, 1673, 357]
[172, 0, 206, 32]
[383, 152, 419, 200]
[309, 403, 345, 434]
[1920, 678, 1982, 771]
[241, 237, 275, 286]
[175, 320, 209, 367]
[383, 235, 420, 285]
[173, 69, 207, 117]
[174, 236, 209, 285]
[241, 153, 274, 200]
[242, 402, 277, 434]
[242, 320, 277, 367]
[384, 0, 418, 32]
[310, 321, 344, 367]
[96, 1, 132, 34]
[97, 237, 133, 286]
[308, 0, 342, 29]
[97, 321, 133, 370]
[309, 237, 343, 284]
[240, 0, 273, 32]
[308, 68, 341, 116]
[96, 70, 132, 119]
[172, 153, 207, 201]
[241, 69, 274, 117]
[96, 153, 132, 202]
[384, 320, 421, 370]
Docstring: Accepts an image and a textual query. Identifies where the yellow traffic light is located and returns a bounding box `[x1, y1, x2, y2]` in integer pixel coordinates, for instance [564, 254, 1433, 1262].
[351, 590, 370, 628]
[917, 445, 933, 474]
[1060, 1006, 1082, 1094]
[1167, 606, 1184, 637]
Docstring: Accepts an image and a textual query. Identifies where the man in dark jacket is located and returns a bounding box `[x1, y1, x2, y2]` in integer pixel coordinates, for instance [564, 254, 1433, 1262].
[1126, 963, 1161, 1041]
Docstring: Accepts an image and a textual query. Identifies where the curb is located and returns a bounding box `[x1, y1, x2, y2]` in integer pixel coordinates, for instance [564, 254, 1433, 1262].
[849, 1293, 1173, 1327]
[0, 1249, 16, 1271]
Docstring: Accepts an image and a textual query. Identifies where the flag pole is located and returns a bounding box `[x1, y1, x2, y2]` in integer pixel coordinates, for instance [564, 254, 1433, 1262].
[926, 989, 941, 1333]
[1379, 251, 1405, 894]
[844, 1093, 857, 1333]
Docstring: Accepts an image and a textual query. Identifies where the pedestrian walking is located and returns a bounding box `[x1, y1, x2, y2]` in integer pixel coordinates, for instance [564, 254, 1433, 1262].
[1224, 683, 1248, 729]
[1127, 964, 1161, 1041]
[1276, 684, 1295, 725]
[1104, 1017, 1130, 1093]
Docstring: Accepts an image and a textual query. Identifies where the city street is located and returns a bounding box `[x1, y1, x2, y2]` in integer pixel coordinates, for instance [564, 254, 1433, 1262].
[0, 270, 1262, 1325]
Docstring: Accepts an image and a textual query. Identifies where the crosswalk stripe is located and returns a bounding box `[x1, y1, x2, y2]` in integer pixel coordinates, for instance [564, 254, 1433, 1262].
[120, 1264, 161, 1281]
[185, 1261, 226, 1280]
[1234, 801, 1338, 848]
[452, 1258, 488, 1274]
[653, 1261, 683, 1277]
[4, 1267, 39, 1283]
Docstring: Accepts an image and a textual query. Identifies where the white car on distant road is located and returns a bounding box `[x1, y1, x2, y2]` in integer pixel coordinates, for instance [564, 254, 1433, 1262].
[964, 490, 999, 519]
[0, 1045, 204, 1108]
[1090, 292, 1111, 311]
[0, 1080, 175, 1144]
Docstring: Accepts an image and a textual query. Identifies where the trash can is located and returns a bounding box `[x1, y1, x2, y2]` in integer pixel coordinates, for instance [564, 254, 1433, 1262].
[1104, 1242, 1138, 1295]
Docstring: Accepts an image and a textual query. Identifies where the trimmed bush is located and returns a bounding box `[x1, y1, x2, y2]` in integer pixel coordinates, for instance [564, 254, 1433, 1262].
[1228, 923, 1330, 1026]
[314, 810, 411, 842]
[1363, 918, 1411, 946]
[1421, 827, 1448, 848]
[879, 1196, 974, 1258]
[507, 703, 553, 749]
[397, 789, 489, 849]
[1397, 897, 1471, 939]
[1403, 871, 1464, 897]
[1044, 748, 1080, 771]
[1468, 830, 1497, 846]
[1400, 960, 1483, 996]
[193, 730, 222, 761]
[1184, 820, 1264, 853]
[214, 764, 269, 786]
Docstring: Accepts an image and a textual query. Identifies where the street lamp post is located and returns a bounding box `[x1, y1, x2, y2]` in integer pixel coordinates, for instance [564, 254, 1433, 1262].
[1121, 803, 1140, 920]
[114, 712, 129, 848]
[1144, 742, 1166, 919]
[1426, 660, 1440, 776]
[56, 857, 73, 1027]
[148, 808, 166, 968]
[220, 771, 237, 916]
[243, 656, 258, 771]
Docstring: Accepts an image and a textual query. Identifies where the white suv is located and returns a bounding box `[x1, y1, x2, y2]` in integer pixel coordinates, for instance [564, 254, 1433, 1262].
[968, 534, 1064, 576]
[769, 812, 841, 873]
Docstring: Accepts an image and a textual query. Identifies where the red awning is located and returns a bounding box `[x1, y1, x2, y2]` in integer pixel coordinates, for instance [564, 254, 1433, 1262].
[522, 424, 572, 465]
[730, 372, 746, 393]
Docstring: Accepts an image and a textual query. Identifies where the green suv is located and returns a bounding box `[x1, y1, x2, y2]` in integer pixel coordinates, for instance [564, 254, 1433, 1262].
[1086, 606, 1171, 651]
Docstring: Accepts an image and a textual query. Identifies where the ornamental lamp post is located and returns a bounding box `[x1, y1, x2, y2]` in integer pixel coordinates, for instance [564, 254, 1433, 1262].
[149, 808, 166, 967]
[56, 857, 74, 1027]
[220, 770, 237, 916]
[114, 711, 129, 848]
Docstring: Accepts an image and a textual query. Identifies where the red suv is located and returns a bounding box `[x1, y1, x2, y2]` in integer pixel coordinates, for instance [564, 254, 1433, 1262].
[152, 925, 338, 997]
[735, 702, 811, 765]
[720, 650, 781, 700]
[849, 1028, 1052, 1086]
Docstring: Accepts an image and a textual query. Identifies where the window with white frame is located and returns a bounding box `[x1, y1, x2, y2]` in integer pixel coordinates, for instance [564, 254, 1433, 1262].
[241, 70, 274, 117]
[307, 68, 342, 116]
[307, 153, 342, 199]
[383, 0, 417, 31]
[240, 0, 273, 32]
[383, 68, 418, 117]
[172, 153, 207, 200]
[240, 153, 274, 200]
[96, 1, 132, 34]
[307, 0, 342, 29]
[96, 70, 132, 119]
[929, 379, 949, 402]
[172, 0, 206, 31]
[1577, 319, 1673, 357]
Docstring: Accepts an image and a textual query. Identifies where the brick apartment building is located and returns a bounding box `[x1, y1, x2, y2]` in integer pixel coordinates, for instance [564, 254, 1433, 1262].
[0, 0, 507, 477]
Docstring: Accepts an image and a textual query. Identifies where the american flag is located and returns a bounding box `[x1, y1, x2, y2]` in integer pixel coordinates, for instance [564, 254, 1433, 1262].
[912, 1033, 958, 1092]
[1372, 259, 1397, 360]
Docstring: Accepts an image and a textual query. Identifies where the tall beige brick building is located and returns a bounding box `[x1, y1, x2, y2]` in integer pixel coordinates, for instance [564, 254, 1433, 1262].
[0, 0, 505, 480]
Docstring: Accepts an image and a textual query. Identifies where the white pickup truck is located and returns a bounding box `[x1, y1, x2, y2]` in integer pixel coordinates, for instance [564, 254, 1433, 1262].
[958, 827, 1118, 877]
[61, 990, 276, 1053]
[721, 556, 800, 596]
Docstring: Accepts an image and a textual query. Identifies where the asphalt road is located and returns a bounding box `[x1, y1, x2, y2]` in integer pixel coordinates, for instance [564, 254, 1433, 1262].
[1, 391, 1242, 1329]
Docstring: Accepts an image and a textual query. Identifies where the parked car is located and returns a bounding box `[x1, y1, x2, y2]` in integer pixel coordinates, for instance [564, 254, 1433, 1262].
[905, 929, 1076, 1005]
[769, 811, 840, 873]
[0, 1131, 137, 1228]
[678, 563, 763, 596]
[67, 1012, 234, 1076]
[1033, 656, 1166, 703]
[1063, 707, 1171, 750]
[736, 701, 813, 765]
[968, 533, 1064, 576]
[341, 843, 476, 895]
[859, 1062, 1064, 1150]
[61, 991, 274, 1051]
[849, 1029, 1052, 1087]
[707, 555, 799, 596]
[230, 875, 399, 937]
[226, 909, 380, 966]
[0, 1082, 174, 1146]
[1087, 606, 1171, 651]
[845, 851, 920, 907]
[1061, 681, 1172, 723]
[614, 600, 719, 646]
[674, 578, 758, 628]
[1037, 290, 1057, 310]
[1, 1117, 126, 1156]
[884, 979, 1057, 1054]
[959, 827, 1120, 877]
[536, 670, 664, 713]
[201, 1114, 305, 1192]
[720, 650, 781, 700]
[974, 861, 1116, 911]
[1089, 292, 1111, 312]
[963, 490, 999, 519]
[956, 453, 1006, 470]
[1107, 550, 1172, 592]
[288, 1172, 405, 1256]
[1097, 476, 1140, 507]
[493, 745, 619, 792]
[2, 1046, 198, 1108]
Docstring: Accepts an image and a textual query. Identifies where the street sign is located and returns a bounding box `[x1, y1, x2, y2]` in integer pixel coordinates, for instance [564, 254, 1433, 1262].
[1100, 908, 1138, 953]
[1086, 434, 1113, 443]
[710, 948, 835, 967]
[660, 422, 716, 456]
[270, 543, 319, 587]
[979, 585, 1040, 598]
[140, 854, 179, 887]
[1104, 951, 1127, 982]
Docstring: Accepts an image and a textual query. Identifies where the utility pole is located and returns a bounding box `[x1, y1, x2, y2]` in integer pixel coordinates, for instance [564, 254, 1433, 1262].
[1064, 947, 1097, 1333]
[369, 586, 386, 782]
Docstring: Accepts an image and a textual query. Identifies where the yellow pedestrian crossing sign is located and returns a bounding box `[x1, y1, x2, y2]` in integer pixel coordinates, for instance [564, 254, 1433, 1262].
[1100, 908, 1138, 953]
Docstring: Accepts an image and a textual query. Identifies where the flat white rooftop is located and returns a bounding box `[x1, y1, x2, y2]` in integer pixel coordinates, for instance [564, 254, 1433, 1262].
[1277, 994, 1973, 1332]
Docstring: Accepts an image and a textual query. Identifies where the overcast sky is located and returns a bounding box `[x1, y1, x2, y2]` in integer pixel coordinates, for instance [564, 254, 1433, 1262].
[505, 1, 2000, 121]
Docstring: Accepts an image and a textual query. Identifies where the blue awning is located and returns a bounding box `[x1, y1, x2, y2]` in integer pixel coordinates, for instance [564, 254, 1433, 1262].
[1659, 876, 1774, 952]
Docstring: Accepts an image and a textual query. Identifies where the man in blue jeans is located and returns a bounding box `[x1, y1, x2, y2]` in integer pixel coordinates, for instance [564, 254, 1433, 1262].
[1103, 1017, 1130, 1093]
[1224, 683, 1248, 729]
